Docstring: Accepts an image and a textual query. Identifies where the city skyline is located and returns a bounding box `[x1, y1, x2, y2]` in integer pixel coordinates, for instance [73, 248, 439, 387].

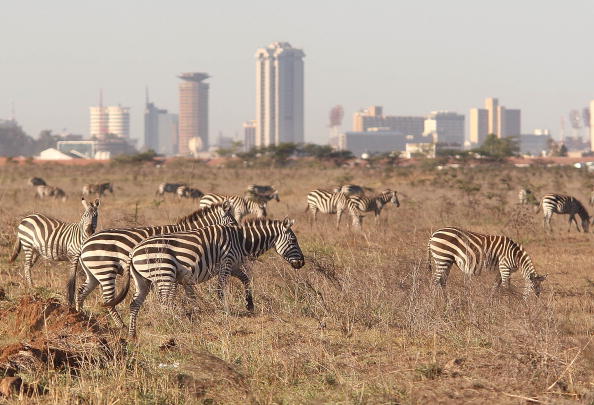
[1, 1, 593, 146]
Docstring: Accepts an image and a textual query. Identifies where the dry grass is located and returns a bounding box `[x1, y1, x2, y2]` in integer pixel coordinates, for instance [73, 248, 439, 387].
[0, 161, 593, 404]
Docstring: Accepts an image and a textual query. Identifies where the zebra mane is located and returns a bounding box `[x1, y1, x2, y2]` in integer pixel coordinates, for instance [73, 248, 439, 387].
[242, 217, 276, 225]
[175, 203, 226, 224]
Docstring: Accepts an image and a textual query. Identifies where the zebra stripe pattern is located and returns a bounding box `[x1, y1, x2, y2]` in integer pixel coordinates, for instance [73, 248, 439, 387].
[538, 193, 591, 232]
[9, 198, 100, 287]
[36, 185, 67, 201]
[347, 189, 399, 228]
[120, 218, 304, 337]
[332, 184, 372, 196]
[305, 189, 349, 228]
[200, 193, 267, 222]
[82, 183, 114, 197]
[74, 202, 236, 327]
[428, 227, 546, 298]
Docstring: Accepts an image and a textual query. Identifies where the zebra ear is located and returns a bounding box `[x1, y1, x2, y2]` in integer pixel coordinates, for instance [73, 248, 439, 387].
[222, 200, 232, 213]
[282, 217, 295, 228]
[94, 198, 100, 207]
[81, 198, 89, 209]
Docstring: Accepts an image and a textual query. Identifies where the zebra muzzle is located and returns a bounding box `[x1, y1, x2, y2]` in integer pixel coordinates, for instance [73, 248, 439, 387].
[289, 258, 305, 269]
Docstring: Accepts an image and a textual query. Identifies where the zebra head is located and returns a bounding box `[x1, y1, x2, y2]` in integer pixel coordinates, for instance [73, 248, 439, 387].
[219, 200, 238, 226]
[81, 198, 101, 236]
[529, 273, 547, 297]
[274, 218, 305, 269]
[582, 216, 590, 233]
[383, 189, 400, 207]
[271, 189, 280, 202]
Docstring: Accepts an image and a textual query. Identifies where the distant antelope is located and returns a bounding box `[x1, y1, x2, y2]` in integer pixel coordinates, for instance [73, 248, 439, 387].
[28, 177, 47, 187]
[537, 193, 591, 232]
[35, 185, 67, 201]
[82, 182, 114, 197]
[157, 182, 187, 196]
[176, 186, 204, 200]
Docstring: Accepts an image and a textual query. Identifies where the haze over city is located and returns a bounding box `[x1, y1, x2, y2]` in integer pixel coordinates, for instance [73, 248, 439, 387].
[2, 0, 593, 145]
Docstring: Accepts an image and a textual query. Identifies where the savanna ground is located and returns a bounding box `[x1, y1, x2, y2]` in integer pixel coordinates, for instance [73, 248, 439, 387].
[0, 159, 593, 404]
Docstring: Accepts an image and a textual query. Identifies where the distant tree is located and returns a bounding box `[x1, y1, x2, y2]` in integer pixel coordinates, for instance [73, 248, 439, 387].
[0, 123, 35, 156]
[559, 144, 568, 157]
[474, 134, 519, 159]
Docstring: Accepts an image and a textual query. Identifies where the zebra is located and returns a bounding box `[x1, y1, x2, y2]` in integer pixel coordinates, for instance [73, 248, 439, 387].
[200, 193, 266, 223]
[518, 188, 536, 205]
[176, 186, 204, 200]
[333, 184, 373, 197]
[347, 189, 400, 228]
[427, 227, 547, 299]
[112, 218, 305, 337]
[73, 202, 236, 327]
[537, 193, 591, 232]
[35, 185, 67, 201]
[305, 189, 350, 228]
[9, 198, 100, 287]
[245, 185, 280, 202]
[156, 182, 187, 196]
[28, 177, 47, 187]
[590, 190, 594, 207]
[82, 182, 114, 197]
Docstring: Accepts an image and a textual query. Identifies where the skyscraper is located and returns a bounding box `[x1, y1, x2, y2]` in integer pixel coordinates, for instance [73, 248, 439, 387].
[243, 120, 256, 152]
[255, 42, 305, 147]
[89, 104, 129, 139]
[145, 97, 178, 155]
[178, 72, 209, 155]
[469, 97, 521, 144]
[353, 106, 425, 135]
[423, 111, 465, 145]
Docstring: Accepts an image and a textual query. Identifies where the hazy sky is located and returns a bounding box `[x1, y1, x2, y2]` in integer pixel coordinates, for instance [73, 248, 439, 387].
[2, 0, 593, 145]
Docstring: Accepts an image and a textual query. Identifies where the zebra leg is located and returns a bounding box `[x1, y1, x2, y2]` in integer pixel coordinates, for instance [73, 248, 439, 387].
[432, 261, 452, 288]
[336, 209, 343, 229]
[499, 266, 511, 292]
[76, 271, 99, 312]
[217, 260, 233, 313]
[23, 248, 39, 287]
[569, 214, 579, 232]
[231, 265, 254, 312]
[98, 277, 125, 328]
[128, 274, 151, 339]
[490, 272, 502, 299]
[311, 207, 317, 223]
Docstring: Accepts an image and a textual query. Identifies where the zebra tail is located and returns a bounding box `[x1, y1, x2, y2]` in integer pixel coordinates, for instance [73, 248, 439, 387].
[102, 258, 131, 308]
[8, 239, 21, 263]
[67, 255, 81, 307]
[304, 204, 309, 213]
[426, 241, 432, 273]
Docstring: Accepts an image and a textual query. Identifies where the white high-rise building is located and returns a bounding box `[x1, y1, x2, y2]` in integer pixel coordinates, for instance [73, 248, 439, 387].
[255, 42, 305, 147]
[424, 111, 465, 145]
[90, 104, 129, 139]
[106, 106, 130, 138]
[469, 108, 488, 145]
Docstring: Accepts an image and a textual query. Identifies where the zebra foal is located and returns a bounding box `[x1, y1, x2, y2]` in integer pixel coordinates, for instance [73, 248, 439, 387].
[114, 218, 305, 337]
[10, 198, 100, 286]
[427, 227, 546, 299]
[538, 193, 590, 232]
[200, 193, 266, 222]
[74, 202, 236, 327]
[305, 189, 349, 228]
[348, 189, 400, 228]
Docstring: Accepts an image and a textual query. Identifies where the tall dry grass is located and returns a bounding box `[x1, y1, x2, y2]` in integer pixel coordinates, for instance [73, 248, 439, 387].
[0, 161, 592, 403]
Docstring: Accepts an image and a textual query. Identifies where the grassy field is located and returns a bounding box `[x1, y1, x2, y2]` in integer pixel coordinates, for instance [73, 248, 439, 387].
[0, 160, 593, 404]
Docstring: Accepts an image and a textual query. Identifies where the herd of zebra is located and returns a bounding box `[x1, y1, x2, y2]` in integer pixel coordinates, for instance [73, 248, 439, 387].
[11, 178, 592, 338]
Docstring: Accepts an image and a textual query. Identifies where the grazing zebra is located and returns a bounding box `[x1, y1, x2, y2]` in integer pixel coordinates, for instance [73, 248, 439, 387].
[176, 186, 204, 200]
[82, 182, 114, 197]
[9, 198, 100, 286]
[305, 189, 349, 228]
[156, 182, 187, 196]
[28, 177, 47, 187]
[73, 202, 236, 327]
[538, 193, 591, 232]
[115, 218, 305, 337]
[245, 185, 280, 202]
[333, 184, 373, 197]
[427, 227, 547, 299]
[348, 189, 400, 228]
[200, 193, 266, 222]
[35, 185, 67, 201]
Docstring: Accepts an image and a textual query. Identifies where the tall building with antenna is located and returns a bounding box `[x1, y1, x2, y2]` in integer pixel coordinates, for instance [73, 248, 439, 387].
[255, 42, 305, 147]
[89, 91, 130, 139]
[178, 72, 210, 155]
